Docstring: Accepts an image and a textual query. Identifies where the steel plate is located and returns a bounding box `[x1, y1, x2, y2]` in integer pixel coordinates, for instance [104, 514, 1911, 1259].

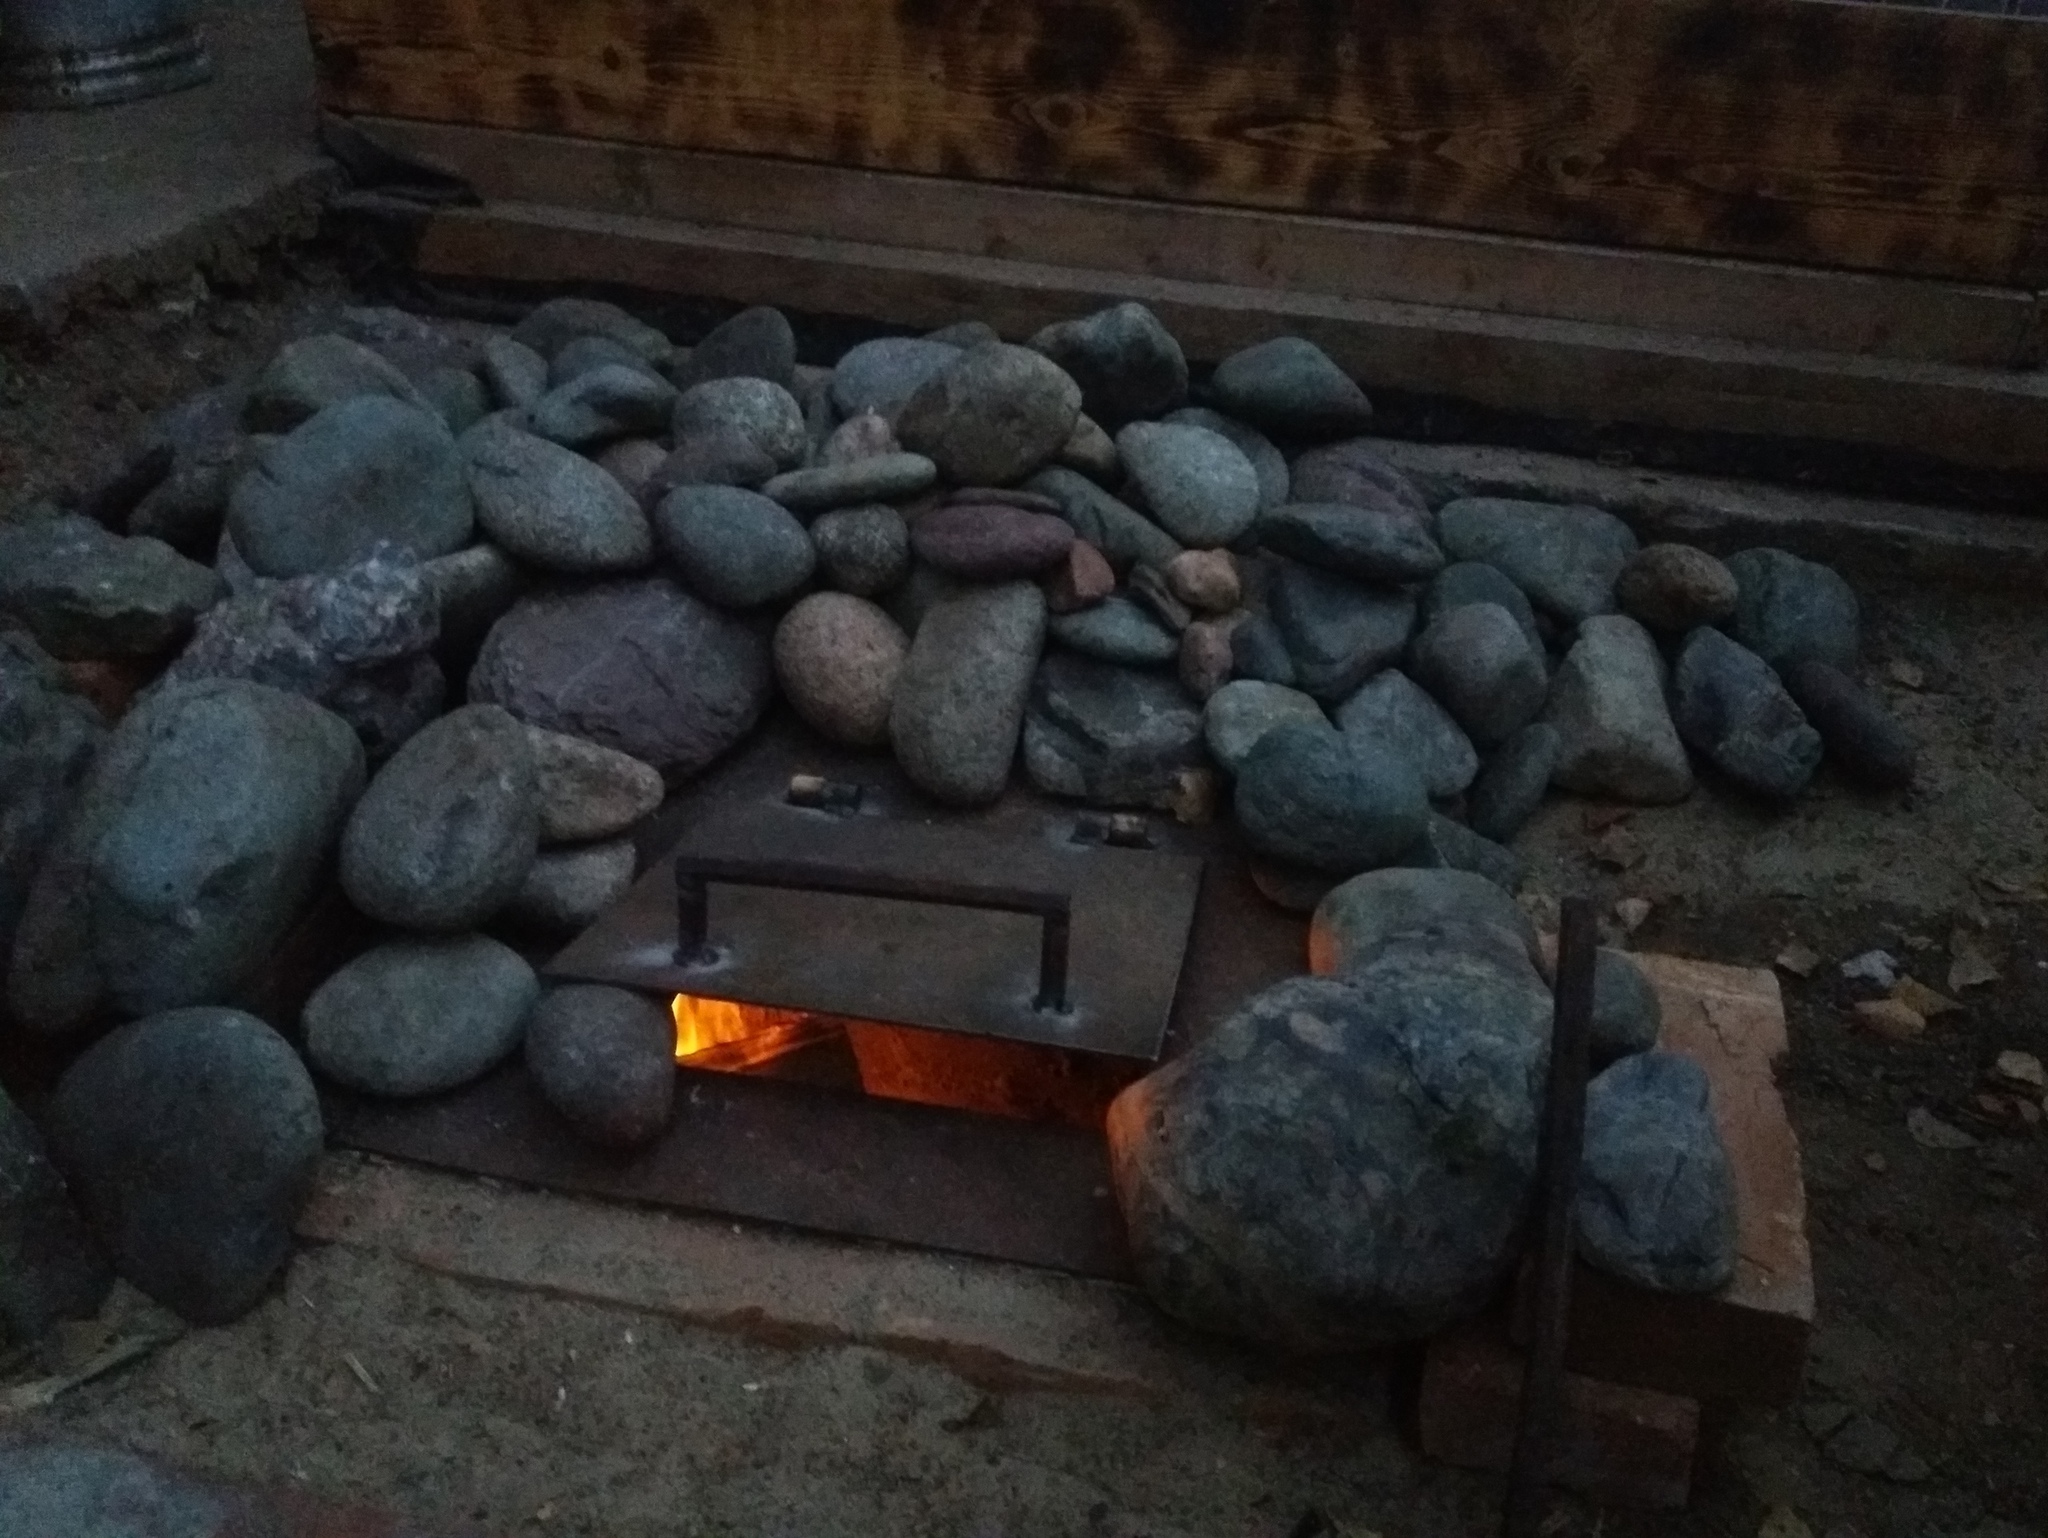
[545, 796, 1204, 1063]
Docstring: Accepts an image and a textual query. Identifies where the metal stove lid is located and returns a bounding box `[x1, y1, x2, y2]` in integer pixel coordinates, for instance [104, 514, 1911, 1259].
[544, 797, 1204, 1063]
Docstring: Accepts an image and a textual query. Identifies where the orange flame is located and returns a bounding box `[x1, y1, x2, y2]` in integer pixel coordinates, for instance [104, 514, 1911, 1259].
[671, 994, 821, 1070]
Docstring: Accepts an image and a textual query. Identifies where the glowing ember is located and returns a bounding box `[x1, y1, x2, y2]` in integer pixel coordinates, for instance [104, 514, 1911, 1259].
[671, 994, 822, 1070]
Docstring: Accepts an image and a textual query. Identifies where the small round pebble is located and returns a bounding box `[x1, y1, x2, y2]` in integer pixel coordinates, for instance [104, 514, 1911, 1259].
[1164, 549, 1242, 614]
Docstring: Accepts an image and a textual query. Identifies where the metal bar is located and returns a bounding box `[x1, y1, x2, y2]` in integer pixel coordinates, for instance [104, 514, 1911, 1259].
[671, 854, 1072, 1012]
[1502, 896, 1599, 1538]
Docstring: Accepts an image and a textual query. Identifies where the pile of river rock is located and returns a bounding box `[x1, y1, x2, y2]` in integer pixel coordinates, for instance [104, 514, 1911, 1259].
[0, 296, 1906, 1346]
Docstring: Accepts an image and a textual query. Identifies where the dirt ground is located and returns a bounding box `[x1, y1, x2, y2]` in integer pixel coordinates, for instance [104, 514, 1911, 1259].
[3, 270, 2044, 1538]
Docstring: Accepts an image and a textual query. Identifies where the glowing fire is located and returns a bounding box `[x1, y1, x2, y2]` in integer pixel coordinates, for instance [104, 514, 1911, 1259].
[671, 994, 822, 1070]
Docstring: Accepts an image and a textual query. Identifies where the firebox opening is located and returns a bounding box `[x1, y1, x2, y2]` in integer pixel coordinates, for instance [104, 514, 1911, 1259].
[669, 993, 1139, 1129]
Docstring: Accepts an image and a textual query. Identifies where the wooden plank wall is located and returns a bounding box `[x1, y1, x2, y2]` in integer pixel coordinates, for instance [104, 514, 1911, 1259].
[303, 0, 2048, 286]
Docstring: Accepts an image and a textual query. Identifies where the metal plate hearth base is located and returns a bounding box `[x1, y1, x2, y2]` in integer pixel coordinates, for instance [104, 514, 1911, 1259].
[326, 711, 1309, 1281]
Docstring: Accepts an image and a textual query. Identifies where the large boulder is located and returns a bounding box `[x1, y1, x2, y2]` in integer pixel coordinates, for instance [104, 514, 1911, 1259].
[0, 514, 222, 660]
[1107, 968, 1543, 1350]
[0, 633, 105, 971]
[1233, 721, 1428, 874]
[155, 542, 443, 759]
[525, 984, 676, 1151]
[339, 703, 540, 930]
[303, 934, 538, 1097]
[896, 343, 1082, 486]
[889, 580, 1046, 805]
[462, 419, 654, 575]
[1027, 302, 1187, 424]
[226, 396, 473, 578]
[467, 577, 772, 783]
[1577, 1051, 1738, 1294]
[1021, 652, 1205, 809]
[0, 1084, 114, 1340]
[1541, 615, 1693, 804]
[774, 593, 908, 749]
[1670, 626, 1821, 800]
[7, 681, 364, 1036]
[1436, 498, 1638, 624]
[45, 1007, 324, 1324]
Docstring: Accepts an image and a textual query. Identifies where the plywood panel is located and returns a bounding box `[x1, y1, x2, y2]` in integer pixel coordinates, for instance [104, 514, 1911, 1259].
[351, 116, 2039, 368]
[304, 0, 2048, 284]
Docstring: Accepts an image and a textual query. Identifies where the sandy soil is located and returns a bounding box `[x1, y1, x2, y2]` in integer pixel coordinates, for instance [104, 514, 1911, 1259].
[2, 274, 2043, 1538]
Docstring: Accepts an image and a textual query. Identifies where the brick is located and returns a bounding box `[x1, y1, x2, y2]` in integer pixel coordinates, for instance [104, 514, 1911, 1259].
[1418, 1321, 1699, 1509]
[1516, 952, 1814, 1404]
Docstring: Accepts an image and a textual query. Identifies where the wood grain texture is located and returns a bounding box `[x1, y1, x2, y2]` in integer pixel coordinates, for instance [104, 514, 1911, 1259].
[350, 115, 2038, 368]
[302, 0, 2048, 284]
[409, 200, 2048, 471]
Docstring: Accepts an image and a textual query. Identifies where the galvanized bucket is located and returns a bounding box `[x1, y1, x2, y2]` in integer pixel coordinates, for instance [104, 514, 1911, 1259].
[0, 0, 212, 109]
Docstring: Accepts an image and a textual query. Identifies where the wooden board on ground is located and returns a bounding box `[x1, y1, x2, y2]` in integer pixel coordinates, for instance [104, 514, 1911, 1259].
[1518, 953, 1814, 1406]
[347, 117, 2042, 371]
[302, 0, 2048, 285]
[398, 197, 2048, 473]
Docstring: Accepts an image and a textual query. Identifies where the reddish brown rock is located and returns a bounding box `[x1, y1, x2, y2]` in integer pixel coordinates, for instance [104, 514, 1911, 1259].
[1164, 549, 1241, 615]
[773, 593, 909, 747]
[911, 503, 1075, 580]
[1043, 539, 1116, 614]
[1179, 615, 1240, 701]
[1617, 543, 1739, 634]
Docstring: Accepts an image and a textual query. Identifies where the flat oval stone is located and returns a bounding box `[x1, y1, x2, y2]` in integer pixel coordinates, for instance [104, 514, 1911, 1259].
[1207, 337, 1373, 439]
[1164, 406, 1289, 510]
[462, 419, 653, 575]
[1258, 501, 1443, 585]
[1024, 467, 1182, 574]
[1116, 422, 1260, 547]
[760, 452, 938, 514]
[670, 305, 797, 393]
[525, 725, 665, 845]
[889, 581, 1046, 805]
[525, 364, 678, 449]
[1288, 439, 1429, 518]
[304, 934, 537, 1097]
[910, 503, 1075, 580]
[502, 838, 639, 934]
[1048, 595, 1179, 666]
[774, 593, 909, 748]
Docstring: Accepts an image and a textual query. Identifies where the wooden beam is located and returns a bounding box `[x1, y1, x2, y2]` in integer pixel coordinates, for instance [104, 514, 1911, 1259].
[350, 116, 2038, 370]
[302, 0, 2048, 285]
[407, 198, 2048, 473]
